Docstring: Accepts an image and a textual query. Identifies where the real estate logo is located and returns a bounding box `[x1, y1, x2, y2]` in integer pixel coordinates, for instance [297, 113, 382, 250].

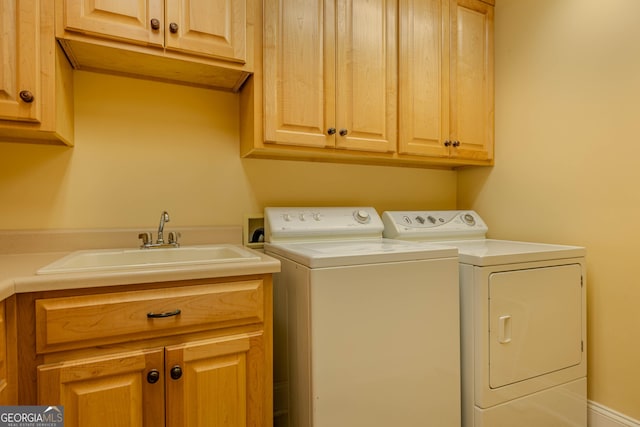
[0, 406, 64, 427]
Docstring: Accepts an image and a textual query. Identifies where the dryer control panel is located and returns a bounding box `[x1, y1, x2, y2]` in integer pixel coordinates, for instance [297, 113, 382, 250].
[382, 210, 488, 241]
[265, 207, 384, 242]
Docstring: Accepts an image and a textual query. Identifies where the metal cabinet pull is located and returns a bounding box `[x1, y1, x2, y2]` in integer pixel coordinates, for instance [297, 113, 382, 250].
[169, 22, 179, 33]
[170, 365, 183, 380]
[327, 127, 336, 135]
[19, 90, 34, 103]
[147, 309, 181, 318]
[444, 140, 451, 147]
[150, 18, 160, 30]
[452, 140, 460, 147]
[147, 369, 160, 384]
[339, 129, 348, 136]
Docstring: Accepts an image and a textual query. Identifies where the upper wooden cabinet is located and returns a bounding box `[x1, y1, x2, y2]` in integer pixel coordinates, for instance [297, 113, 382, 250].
[56, 0, 252, 91]
[452, 0, 494, 161]
[263, 0, 397, 153]
[398, 0, 494, 162]
[0, 1, 74, 145]
[241, 0, 494, 168]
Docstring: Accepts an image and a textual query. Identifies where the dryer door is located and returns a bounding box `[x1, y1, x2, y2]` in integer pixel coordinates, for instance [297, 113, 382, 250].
[488, 264, 582, 388]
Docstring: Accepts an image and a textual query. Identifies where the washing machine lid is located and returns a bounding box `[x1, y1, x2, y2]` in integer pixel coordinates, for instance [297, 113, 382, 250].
[264, 239, 457, 268]
[443, 239, 585, 266]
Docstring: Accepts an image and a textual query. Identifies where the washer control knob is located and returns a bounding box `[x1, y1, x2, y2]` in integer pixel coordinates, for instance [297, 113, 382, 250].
[462, 213, 476, 226]
[353, 210, 371, 224]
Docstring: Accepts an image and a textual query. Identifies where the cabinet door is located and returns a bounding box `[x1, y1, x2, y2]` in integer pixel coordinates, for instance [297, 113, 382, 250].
[335, 0, 397, 152]
[0, 301, 7, 405]
[165, 333, 264, 427]
[449, 0, 494, 160]
[263, 0, 335, 148]
[0, 1, 41, 123]
[165, 0, 246, 62]
[61, 0, 164, 46]
[398, 0, 450, 157]
[38, 348, 165, 427]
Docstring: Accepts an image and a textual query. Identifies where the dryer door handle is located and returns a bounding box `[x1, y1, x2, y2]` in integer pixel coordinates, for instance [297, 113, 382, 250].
[498, 315, 512, 344]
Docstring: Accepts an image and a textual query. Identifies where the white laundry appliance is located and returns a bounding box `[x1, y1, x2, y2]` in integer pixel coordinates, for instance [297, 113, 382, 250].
[382, 210, 587, 427]
[264, 207, 461, 427]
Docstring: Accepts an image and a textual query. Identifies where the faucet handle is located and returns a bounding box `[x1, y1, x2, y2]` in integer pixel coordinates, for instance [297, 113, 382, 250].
[168, 231, 181, 246]
[138, 232, 152, 247]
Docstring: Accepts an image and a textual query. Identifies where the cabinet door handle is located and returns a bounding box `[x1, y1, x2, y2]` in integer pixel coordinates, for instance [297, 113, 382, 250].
[19, 90, 34, 103]
[169, 22, 179, 33]
[444, 140, 451, 147]
[452, 140, 460, 147]
[327, 127, 336, 135]
[150, 18, 160, 30]
[147, 369, 160, 384]
[147, 309, 181, 318]
[170, 365, 183, 380]
[339, 129, 348, 136]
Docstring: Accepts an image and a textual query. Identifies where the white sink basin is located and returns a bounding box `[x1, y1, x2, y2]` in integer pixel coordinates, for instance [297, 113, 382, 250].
[37, 244, 261, 275]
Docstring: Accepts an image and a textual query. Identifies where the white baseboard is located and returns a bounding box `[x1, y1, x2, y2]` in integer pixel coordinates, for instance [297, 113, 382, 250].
[589, 401, 640, 427]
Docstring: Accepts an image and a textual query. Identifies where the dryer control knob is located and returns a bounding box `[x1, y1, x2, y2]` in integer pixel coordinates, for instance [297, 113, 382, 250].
[353, 210, 371, 224]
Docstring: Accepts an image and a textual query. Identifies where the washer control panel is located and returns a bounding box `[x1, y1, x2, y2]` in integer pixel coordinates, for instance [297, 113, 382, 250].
[382, 210, 488, 241]
[265, 207, 384, 242]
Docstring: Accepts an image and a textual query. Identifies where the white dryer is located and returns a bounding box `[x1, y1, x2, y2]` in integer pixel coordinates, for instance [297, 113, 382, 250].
[382, 210, 587, 427]
[264, 207, 461, 427]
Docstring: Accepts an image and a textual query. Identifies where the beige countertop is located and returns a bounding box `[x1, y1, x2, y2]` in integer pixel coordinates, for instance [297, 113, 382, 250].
[0, 226, 280, 299]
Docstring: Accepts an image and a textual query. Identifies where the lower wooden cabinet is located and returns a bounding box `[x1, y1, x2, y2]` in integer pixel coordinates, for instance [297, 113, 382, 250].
[18, 275, 273, 427]
[0, 297, 17, 405]
[0, 300, 8, 404]
[38, 332, 265, 427]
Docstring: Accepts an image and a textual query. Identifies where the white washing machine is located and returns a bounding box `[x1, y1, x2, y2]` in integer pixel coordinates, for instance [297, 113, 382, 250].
[264, 207, 461, 427]
[382, 210, 587, 427]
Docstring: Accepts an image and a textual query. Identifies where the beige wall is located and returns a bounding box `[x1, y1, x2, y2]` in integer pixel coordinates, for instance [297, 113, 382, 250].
[8, 0, 637, 418]
[458, 0, 640, 419]
[0, 71, 456, 230]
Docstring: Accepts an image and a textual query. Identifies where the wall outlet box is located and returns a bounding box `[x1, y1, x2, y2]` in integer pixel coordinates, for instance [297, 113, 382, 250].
[244, 214, 264, 249]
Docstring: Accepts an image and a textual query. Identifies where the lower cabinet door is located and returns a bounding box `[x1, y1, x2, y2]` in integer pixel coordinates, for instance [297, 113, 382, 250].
[37, 348, 165, 427]
[0, 301, 8, 405]
[164, 333, 258, 427]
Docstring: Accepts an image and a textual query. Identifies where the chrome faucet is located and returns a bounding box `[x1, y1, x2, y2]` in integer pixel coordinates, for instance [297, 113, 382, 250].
[138, 211, 180, 248]
[157, 211, 170, 244]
